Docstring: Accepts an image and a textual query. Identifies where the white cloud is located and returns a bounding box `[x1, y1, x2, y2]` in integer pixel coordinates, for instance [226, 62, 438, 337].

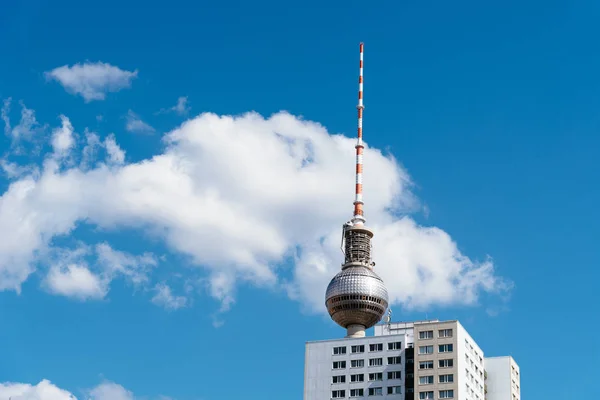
[0, 379, 153, 400]
[51, 115, 75, 156]
[88, 382, 134, 400]
[0, 110, 511, 313]
[125, 110, 155, 134]
[0, 379, 76, 400]
[158, 97, 190, 116]
[44, 262, 107, 300]
[151, 283, 188, 310]
[45, 62, 137, 102]
[103, 134, 125, 164]
[38, 242, 156, 301]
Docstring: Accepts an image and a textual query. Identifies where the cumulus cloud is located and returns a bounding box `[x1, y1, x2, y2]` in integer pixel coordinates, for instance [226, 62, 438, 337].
[157, 97, 190, 116]
[0, 379, 149, 400]
[0, 109, 511, 313]
[45, 62, 137, 102]
[0, 379, 76, 400]
[125, 110, 155, 134]
[151, 283, 188, 310]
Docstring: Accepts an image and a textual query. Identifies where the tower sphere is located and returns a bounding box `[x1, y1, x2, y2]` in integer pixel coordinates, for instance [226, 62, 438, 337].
[325, 266, 389, 330]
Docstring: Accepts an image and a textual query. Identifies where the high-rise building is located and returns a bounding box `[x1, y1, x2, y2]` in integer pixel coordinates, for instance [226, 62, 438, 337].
[304, 319, 518, 400]
[484, 356, 521, 400]
[304, 42, 520, 399]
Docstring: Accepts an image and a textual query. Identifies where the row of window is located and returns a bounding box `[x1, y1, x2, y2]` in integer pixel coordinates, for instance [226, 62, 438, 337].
[333, 342, 402, 355]
[329, 294, 385, 305]
[332, 357, 401, 369]
[466, 368, 484, 391]
[419, 390, 454, 399]
[465, 383, 482, 400]
[418, 374, 454, 385]
[418, 329, 453, 340]
[332, 371, 402, 384]
[418, 344, 453, 355]
[465, 339, 482, 364]
[419, 359, 454, 369]
[331, 386, 402, 398]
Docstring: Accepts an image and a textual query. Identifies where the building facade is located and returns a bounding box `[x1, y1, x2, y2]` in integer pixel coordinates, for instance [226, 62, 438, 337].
[484, 356, 520, 400]
[304, 319, 519, 400]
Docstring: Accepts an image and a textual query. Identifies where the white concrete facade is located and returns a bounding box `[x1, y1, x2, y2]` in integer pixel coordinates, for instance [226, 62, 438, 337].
[457, 322, 485, 400]
[304, 332, 409, 399]
[484, 356, 520, 400]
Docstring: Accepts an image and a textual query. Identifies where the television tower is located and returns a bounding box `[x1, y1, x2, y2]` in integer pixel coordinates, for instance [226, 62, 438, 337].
[325, 43, 389, 338]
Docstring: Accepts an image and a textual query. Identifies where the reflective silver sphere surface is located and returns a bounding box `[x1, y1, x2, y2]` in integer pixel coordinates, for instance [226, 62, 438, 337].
[325, 266, 389, 329]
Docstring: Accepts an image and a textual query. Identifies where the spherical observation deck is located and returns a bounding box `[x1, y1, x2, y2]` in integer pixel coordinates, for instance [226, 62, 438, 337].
[325, 265, 389, 336]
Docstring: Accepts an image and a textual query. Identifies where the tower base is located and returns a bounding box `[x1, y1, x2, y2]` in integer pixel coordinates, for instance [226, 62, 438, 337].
[346, 324, 366, 338]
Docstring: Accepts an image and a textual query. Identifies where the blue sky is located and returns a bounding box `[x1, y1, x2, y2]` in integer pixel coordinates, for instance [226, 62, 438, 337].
[1, 0, 599, 398]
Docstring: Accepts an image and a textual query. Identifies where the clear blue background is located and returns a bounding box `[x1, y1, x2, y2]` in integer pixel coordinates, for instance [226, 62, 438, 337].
[2, 0, 599, 398]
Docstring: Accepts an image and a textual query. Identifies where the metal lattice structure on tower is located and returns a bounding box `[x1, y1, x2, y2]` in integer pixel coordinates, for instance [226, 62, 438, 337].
[325, 43, 389, 338]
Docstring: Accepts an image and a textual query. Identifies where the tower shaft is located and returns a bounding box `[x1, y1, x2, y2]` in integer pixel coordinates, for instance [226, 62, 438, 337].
[353, 42, 366, 225]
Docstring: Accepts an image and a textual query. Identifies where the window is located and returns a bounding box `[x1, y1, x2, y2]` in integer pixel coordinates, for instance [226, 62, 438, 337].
[439, 390, 454, 398]
[388, 371, 401, 380]
[333, 346, 347, 355]
[388, 356, 401, 365]
[419, 391, 434, 399]
[333, 361, 346, 369]
[332, 390, 346, 398]
[350, 389, 364, 397]
[351, 359, 364, 368]
[407, 388, 414, 394]
[439, 374, 454, 383]
[388, 341, 402, 350]
[407, 358, 414, 364]
[369, 372, 383, 381]
[439, 344, 453, 353]
[406, 373, 414, 379]
[368, 387, 383, 396]
[351, 374, 364, 382]
[419, 330, 434, 339]
[418, 345, 433, 354]
[438, 329, 453, 338]
[419, 376, 434, 385]
[419, 361, 434, 370]
[351, 345, 364, 354]
[370, 343, 383, 352]
[369, 358, 383, 367]
[332, 375, 346, 384]
[439, 359, 453, 368]
[387, 386, 402, 395]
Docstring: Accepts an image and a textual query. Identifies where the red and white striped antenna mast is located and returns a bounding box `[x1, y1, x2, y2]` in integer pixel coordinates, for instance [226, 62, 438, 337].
[352, 42, 366, 226]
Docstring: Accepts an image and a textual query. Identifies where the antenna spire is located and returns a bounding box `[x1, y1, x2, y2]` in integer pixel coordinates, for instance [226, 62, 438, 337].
[353, 42, 366, 225]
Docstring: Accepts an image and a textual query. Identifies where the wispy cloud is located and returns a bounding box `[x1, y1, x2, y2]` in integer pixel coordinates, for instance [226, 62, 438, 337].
[1, 97, 11, 135]
[125, 110, 155, 134]
[157, 96, 190, 116]
[151, 283, 188, 311]
[41, 243, 157, 301]
[2, 98, 45, 142]
[45, 62, 138, 102]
